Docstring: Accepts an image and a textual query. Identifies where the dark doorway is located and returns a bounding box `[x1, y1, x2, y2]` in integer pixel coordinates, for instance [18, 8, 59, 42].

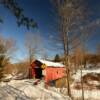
[34, 67, 43, 79]
[34, 60, 43, 79]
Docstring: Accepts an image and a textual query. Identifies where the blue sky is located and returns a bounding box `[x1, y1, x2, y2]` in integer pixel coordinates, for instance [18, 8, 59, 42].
[0, 0, 100, 63]
[0, 0, 56, 63]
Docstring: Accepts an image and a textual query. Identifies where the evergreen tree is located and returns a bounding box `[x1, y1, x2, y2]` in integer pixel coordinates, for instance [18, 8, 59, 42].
[54, 54, 60, 62]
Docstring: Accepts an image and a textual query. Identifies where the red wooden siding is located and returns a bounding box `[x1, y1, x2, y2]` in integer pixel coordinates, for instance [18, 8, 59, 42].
[44, 67, 65, 83]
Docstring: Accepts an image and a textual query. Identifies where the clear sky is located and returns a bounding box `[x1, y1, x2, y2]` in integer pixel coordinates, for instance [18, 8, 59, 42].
[0, 0, 100, 63]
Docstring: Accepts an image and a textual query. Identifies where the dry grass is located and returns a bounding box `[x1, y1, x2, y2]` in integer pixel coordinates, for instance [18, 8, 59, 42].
[55, 76, 74, 88]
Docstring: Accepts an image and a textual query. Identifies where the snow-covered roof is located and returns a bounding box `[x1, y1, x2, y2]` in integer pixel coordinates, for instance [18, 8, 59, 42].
[37, 59, 64, 67]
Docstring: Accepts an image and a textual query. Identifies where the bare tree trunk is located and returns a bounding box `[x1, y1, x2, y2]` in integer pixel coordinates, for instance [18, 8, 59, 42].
[28, 69, 31, 79]
[28, 47, 32, 79]
[80, 64, 84, 100]
[63, 30, 71, 97]
[80, 35, 85, 100]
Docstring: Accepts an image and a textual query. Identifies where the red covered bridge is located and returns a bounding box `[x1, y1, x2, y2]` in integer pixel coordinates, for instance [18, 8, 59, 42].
[31, 59, 65, 83]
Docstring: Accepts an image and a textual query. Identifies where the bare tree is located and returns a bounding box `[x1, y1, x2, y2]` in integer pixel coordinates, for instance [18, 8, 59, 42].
[40, 48, 48, 60]
[97, 43, 100, 56]
[51, 0, 89, 97]
[72, 47, 82, 70]
[0, 35, 16, 80]
[24, 32, 44, 78]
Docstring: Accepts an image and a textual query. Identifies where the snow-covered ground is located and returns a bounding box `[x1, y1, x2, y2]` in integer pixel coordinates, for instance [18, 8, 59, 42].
[49, 87, 100, 100]
[72, 68, 100, 81]
[0, 79, 70, 100]
[71, 68, 100, 100]
[71, 89, 100, 100]
[1, 68, 100, 100]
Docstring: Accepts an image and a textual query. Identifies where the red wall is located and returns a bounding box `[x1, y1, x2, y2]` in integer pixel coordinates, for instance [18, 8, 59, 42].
[44, 67, 65, 83]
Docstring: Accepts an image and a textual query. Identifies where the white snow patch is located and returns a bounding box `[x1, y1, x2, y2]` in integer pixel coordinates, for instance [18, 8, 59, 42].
[71, 68, 100, 99]
[72, 68, 100, 81]
[88, 80, 100, 85]
[71, 89, 100, 100]
[37, 59, 64, 67]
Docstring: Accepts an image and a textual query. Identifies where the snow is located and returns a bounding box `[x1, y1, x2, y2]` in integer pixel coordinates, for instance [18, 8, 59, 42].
[71, 68, 100, 100]
[0, 79, 70, 100]
[49, 85, 100, 100]
[87, 80, 100, 85]
[49, 86, 100, 100]
[71, 89, 100, 100]
[72, 68, 100, 81]
[37, 59, 64, 67]
[4, 74, 13, 79]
